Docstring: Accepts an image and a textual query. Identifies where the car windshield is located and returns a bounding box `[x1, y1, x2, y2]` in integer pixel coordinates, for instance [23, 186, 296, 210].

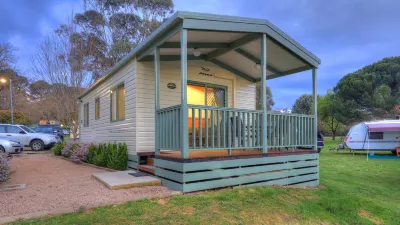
[34, 127, 53, 134]
[20, 126, 36, 133]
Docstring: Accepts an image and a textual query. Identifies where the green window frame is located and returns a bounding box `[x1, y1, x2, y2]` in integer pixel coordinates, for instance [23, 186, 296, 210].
[95, 97, 100, 120]
[110, 83, 125, 122]
[188, 80, 228, 107]
[83, 103, 89, 127]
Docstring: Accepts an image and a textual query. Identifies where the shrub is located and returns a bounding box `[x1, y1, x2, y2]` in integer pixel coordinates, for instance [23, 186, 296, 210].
[61, 143, 79, 158]
[0, 153, 10, 182]
[70, 143, 91, 163]
[53, 142, 66, 156]
[93, 143, 108, 167]
[87, 144, 98, 164]
[107, 143, 128, 170]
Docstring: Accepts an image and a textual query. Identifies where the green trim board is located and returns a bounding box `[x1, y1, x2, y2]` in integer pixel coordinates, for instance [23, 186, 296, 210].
[160, 42, 230, 48]
[234, 48, 281, 75]
[78, 11, 320, 100]
[205, 33, 260, 61]
[210, 59, 256, 83]
[155, 153, 319, 192]
[256, 65, 312, 82]
[140, 55, 204, 62]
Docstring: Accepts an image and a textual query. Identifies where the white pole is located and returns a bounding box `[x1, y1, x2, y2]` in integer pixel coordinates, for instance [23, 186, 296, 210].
[10, 78, 14, 124]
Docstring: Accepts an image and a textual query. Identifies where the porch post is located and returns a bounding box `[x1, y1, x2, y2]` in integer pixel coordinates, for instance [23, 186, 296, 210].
[180, 29, 189, 158]
[154, 47, 161, 155]
[261, 33, 268, 153]
[312, 68, 318, 150]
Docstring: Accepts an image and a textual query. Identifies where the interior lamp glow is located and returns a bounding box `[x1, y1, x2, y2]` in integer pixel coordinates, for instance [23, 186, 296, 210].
[0, 78, 6, 83]
[193, 48, 201, 57]
[254, 63, 261, 70]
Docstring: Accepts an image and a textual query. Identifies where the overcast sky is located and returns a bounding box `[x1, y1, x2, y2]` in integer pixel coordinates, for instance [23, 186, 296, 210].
[1, 0, 399, 109]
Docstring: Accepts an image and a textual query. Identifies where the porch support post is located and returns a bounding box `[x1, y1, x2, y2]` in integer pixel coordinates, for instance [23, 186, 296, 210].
[180, 29, 189, 158]
[261, 33, 268, 153]
[312, 68, 318, 150]
[154, 47, 161, 155]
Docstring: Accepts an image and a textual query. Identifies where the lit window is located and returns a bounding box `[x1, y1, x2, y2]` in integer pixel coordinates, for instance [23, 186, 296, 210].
[111, 84, 125, 121]
[95, 97, 100, 120]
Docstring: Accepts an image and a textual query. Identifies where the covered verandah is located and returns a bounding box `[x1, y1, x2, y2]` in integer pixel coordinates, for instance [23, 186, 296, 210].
[135, 12, 321, 192]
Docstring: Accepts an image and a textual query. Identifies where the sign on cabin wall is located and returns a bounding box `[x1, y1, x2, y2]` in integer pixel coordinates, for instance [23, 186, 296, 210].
[198, 66, 215, 77]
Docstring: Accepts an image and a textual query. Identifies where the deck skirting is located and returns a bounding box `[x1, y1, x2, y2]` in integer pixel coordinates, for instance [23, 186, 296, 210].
[155, 153, 319, 192]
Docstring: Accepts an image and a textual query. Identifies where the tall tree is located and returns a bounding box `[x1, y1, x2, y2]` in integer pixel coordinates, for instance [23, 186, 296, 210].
[63, 0, 174, 80]
[334, 56, 400, 122]
[318, 90, 345, 140]
[0, 43, 16, 70]
[292, 94, 313, 114]
[256, 84, 275, 110]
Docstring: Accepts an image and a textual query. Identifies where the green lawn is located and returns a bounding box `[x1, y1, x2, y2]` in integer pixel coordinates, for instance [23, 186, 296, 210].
[13, 138, 400, 224]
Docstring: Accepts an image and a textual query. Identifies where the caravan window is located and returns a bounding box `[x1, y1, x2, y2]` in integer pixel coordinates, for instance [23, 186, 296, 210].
[369, 132, 383, 139]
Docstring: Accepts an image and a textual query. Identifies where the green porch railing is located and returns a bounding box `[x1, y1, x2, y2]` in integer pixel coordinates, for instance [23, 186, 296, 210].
[157, 104, 181, 150]
[188, 105, 264, 150]
[157, 104, 316, 152]
[266, 112, 315, 149]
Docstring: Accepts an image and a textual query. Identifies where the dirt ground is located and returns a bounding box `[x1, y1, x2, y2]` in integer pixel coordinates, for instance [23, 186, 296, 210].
[0, 154, 178, 218]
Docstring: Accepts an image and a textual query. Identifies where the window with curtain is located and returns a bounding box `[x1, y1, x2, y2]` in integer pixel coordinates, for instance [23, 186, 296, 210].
[111, 84, 125, 121]
[84, 103, 89, 127]
[95, 97, 100, 120]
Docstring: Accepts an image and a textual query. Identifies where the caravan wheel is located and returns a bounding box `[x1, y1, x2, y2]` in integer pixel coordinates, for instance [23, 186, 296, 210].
[391, 150, 397, 155]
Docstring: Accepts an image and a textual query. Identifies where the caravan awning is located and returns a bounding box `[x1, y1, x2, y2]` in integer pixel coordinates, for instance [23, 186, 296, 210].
[365, 121, 400, 132]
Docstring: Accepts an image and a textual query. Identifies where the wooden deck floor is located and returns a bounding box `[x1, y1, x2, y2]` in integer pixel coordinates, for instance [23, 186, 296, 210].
[158, 149, 317, 160]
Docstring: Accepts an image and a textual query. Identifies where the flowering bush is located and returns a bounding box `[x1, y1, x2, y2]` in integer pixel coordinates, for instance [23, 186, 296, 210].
[61, 143, 79, 158]
[0, 152, 10, 182]
[70, 143, 91, 163]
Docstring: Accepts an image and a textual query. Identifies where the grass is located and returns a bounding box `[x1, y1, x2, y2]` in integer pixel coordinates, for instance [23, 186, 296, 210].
[12, 137, 400, 224]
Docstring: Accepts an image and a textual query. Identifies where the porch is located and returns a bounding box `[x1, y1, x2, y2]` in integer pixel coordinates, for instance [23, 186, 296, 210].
[133, 11, 320, 192]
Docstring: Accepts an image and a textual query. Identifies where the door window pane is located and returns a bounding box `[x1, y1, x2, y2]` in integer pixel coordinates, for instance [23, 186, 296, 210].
[7, 126, 23, 134]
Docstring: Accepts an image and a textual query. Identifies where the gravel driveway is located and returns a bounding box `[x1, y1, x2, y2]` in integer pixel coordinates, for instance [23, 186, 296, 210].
[0, 154, 178, 218]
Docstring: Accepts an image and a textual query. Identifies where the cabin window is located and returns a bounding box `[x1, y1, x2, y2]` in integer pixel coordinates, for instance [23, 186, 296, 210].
[95, 97, 100, 120]
[84, 103, 89, 127]
[369, 132, 383, 139]
[110, 84, 125, 121]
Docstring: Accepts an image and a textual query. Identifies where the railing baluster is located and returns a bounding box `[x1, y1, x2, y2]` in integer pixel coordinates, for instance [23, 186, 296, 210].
[252, 113, 255, 147]
[223, 110, 226, 148]
[211, 110, 215, 148]
[217, 110, 220, 148]
[228, 111, 231, 149]
[205, 109, 209, 148]
[199, 108, 202, 149]
[257, 113, 260, 147]
[192, 107, 195, 149]
[233, 111, 236, 148]
[247, 112, 250, 147]
[238, 112, 241, 148]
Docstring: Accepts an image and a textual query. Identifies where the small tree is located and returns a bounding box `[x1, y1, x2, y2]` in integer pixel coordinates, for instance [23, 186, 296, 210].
[0, 110, 30, 124]
[318, 90, 345, 140]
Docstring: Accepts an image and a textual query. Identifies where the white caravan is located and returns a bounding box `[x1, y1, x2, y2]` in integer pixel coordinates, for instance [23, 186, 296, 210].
[345, 120, 400, 152]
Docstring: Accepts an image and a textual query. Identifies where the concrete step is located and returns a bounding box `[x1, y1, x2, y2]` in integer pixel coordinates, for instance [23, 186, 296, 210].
[92, 170, 160, 190]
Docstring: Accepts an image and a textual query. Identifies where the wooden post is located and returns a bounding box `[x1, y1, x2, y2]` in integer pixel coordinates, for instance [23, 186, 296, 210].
[180, 29, 189, 158]
[312, 68, 318, 150]
[154, 47, 161, 155]
[261, 33, 268, 153]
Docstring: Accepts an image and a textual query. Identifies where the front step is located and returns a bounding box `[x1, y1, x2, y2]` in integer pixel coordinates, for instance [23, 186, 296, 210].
[137, 164, 155, 174]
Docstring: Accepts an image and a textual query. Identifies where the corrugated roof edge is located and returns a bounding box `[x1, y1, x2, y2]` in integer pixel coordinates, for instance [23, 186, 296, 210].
[78, 11, 320, 99]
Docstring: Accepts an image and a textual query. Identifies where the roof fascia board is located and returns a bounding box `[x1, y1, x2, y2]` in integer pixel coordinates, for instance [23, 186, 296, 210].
[256, 65, 311, 81]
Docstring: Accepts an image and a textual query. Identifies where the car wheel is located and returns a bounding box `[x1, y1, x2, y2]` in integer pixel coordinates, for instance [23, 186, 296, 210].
[31, 140, 44, 151]
[0, 146, 5, 153]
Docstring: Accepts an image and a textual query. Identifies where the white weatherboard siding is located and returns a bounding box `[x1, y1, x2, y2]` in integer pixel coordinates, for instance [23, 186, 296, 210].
[136, 60, 256, 153]
[79, 60, 137, 155]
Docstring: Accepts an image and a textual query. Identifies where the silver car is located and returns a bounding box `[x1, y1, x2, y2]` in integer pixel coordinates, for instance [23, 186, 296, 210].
[0, 124, 60, 151]
[0, 138, 23, 154]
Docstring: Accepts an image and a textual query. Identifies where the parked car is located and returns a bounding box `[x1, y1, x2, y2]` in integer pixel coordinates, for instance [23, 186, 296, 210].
[34, 125, 65, 141]
[0, 124, 60, 151]
[298, 132, 324, 153]
[0, 138, 23, 154]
